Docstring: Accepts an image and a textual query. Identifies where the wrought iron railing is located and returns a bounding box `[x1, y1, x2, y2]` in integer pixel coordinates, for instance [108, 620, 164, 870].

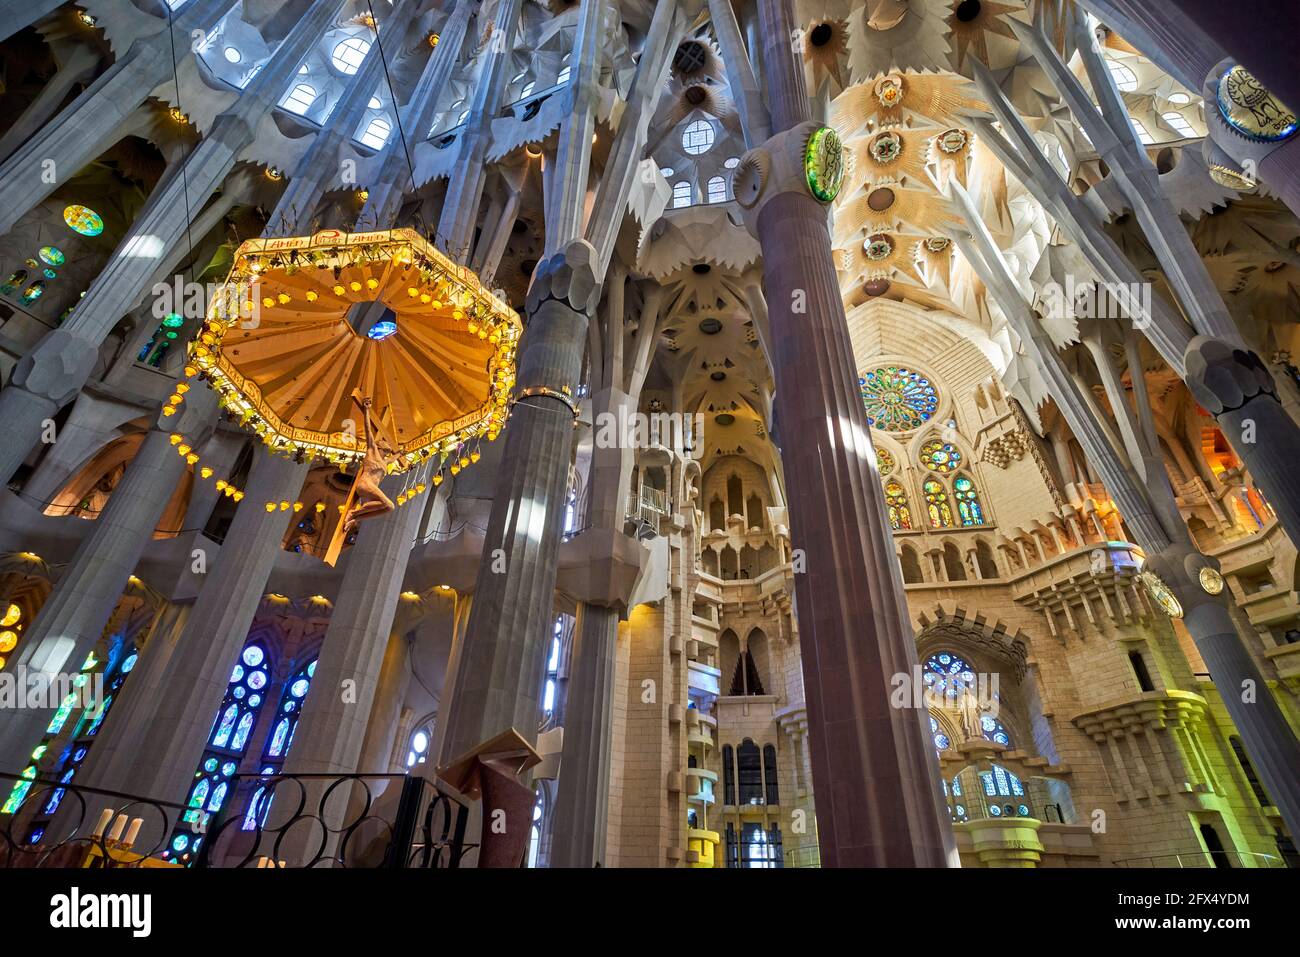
[0, 770, 470, 869]
[0, 771, 188, 868]
[191, 772, 470, 869]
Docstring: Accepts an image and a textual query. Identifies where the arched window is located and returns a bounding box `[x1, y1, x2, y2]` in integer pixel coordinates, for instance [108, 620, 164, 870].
[953, 473, 984, 525]
[671, 180, 692, 208]
[542, 616, 563, 716]
[358, 116, 392, 150]
[980, 713, 1012, 747]
[737, 739, 762, 803]
[682, 119, 715, 155]
[1107, 61, 1138, 91]
[884, 480, 912, 530]
[980, 763, 1029, 817]
[1161, 110, 1195, 137]
[165, 642, 270, 862]
[519, 80, 535, 99]
[1129, 118, 1154, 144]
[706, 175, 728, 203]
[526, 787, 545, 867]
[406, 718, 435, 768]
[241, 657, 315, 831]
[137, 310, 185, 368]
[762, 744, 779, 805]
[556, 65, 570, 85]
[900, 544, 924, 583]
[923, 651, 976, 697]
[923, 478, 953, 528]
[930, 713, 951, 752]
[331, 36, 371, 75]
[722, 744, 736, 805]
[283, 83, 318, 115]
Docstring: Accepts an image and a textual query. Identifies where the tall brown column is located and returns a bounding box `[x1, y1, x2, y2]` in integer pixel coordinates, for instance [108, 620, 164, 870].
[731, 0, 956, 866]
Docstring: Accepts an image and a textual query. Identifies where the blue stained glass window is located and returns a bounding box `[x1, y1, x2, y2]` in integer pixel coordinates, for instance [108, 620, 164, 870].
[930, 714, 950, 752]
[953, 473, 985, 525]
[169, 642, 270, 861]
[239, 657, 317, 831]
[980, 714, 1012, 747]
[268, 718, 290, 757]
[923, 651, 976, 696]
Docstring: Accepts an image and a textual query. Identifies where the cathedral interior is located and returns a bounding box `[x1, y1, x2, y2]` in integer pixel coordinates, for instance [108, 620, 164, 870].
[0, 0, 1298, 873]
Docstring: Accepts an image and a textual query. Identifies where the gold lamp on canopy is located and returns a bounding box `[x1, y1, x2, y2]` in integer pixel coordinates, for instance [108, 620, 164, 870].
[187, 228, 521, 474]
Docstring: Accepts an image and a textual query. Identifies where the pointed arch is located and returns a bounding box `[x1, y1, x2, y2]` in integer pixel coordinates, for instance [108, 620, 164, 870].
[952, 472, 985, 525]
[923, 478, 953, 528]
[884, 479, 912, 529]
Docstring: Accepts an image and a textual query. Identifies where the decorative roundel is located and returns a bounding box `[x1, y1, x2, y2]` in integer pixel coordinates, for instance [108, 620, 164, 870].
[804, 126, 846, 203]
[864, 234, 894, 261]
[732, 152, 768, 208]
[1216, 65, 1297, 142]
[63, 204, 104, 236]
[38, 246, 65, 267]
[874, 74, 904, 108]
[876, 447, 896, 475]
[859, 367, 939, 432]
[1140, 570, 1184, 619]
[920, 438, 961, 472]
[936, 128, 968, 154]
[869, 130, 902, 164]
[924, 236, 951, 253]
[1198, 566, 1225, 595]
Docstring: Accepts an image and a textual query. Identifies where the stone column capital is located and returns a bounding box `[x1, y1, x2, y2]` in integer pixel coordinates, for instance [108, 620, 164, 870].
[525, 239, 602, 317]
[1183, 335, 1277, 415]
[732, 120, 834, 236]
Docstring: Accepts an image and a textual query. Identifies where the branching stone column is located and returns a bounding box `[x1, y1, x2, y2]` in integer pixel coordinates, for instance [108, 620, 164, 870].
[0, 0, 349, 484]
[437, 241, 598, 763]
[74, 450, 307, 838]
[715, 0, 956, 867]
[952, 185, 1300, 841]
[0, 0, 236, 232]
[0, 390, 216, 772]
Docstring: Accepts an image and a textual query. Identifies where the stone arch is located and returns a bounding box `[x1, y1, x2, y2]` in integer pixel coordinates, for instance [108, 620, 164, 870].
[745, 627, 770, 694]
[974, 538, 999, 578]
[900, 543, 925, 583]
[701, 546, 719, 577]
[942, 541, 966, 581]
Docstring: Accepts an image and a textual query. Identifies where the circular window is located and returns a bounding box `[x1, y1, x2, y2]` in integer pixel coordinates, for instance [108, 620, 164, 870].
[331, 36, 372, 75]
[682, 119, 715, 155]
[223, 46, 242, 63]
[858, 366, 938, 431]
[63, 204, 104, 236]
[920, 439, 962, 472]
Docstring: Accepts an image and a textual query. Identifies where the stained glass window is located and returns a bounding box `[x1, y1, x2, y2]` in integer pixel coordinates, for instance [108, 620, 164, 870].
[920, 439, 961, 472]
[63, 205, 104, 236]
[166, 642, 269, 862]
[38, 246, 65, 267]
[980, 714, 1012, 747]
[21, 281, 44, 305]
[858, 367, 938, 431]
[923, 478, 953, 528]
[923, 651, 976, 696]
[876, 448, 895, 475]
[930, 714, 950, 752]
[1, 642, 137, 836]
[980, 764, 1027, 817]
[884, 480, 912, 530]
[953, 473, 984, 525]
[241, 658, 316, 831]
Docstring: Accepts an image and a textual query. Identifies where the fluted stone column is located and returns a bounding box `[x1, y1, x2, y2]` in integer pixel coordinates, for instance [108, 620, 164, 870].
[0, 0, 348, 485]
[280, 472, 426, 777]
[0, 390, 216, 772]
[548, 602, 618, 867]
[75, 451, 307, 821]
[0, 0, 236, 232]
[721, 0, 955, 867]
[437, 242, 597, 763]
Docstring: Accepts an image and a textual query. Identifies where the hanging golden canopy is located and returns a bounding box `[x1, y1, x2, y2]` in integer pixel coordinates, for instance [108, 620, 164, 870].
[187, 228, 521, 473]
